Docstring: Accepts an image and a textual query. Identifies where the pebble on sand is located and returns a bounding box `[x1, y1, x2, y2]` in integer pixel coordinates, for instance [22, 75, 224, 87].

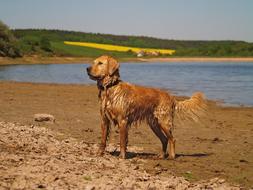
[34, 113, 55, 122]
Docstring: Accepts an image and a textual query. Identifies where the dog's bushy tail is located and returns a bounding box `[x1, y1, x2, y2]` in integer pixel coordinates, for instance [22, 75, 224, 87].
[175, 92, 207, 122]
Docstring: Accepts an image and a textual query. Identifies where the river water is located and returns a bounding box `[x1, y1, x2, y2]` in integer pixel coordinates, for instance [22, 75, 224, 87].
[0, 62, 253, 106]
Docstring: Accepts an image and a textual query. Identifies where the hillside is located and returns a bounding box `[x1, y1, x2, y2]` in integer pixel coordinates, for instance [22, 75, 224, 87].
[12, 29, 253, 58]
[0, 27, 252, 58]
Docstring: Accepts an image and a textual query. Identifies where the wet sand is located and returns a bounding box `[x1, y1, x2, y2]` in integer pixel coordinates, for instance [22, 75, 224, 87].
[0, 56, 94, 65]
[0, 81, 253, 188]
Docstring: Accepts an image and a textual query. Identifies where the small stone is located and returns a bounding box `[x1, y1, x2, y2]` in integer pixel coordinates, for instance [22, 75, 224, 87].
[85, 185, 95, 190]
[38, 184, 46, 188]
[218, 179, 226, 184]
[34, 114, 55, 122]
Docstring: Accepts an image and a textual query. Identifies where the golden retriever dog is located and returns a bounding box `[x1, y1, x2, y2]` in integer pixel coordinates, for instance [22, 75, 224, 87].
[87, 55, 206, 159]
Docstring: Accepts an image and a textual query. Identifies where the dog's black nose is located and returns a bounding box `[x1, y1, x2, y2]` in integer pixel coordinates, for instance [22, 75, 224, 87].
[86, 67, 91, 73]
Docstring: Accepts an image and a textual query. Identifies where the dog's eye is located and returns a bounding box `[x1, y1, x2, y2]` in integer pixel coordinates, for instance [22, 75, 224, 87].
[98, 62, 103, 65]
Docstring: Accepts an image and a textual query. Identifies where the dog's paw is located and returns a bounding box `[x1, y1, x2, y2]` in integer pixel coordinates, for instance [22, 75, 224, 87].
[119, 153, 127, 159]
[168, 154, 176, 160]
[158, 153, 168, 160]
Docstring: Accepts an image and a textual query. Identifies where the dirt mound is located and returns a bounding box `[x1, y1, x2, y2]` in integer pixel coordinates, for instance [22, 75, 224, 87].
[0, 122, 240, 189]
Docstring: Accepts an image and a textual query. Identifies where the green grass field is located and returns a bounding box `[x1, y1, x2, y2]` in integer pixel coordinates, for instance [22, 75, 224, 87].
[51, 42, 136, 58]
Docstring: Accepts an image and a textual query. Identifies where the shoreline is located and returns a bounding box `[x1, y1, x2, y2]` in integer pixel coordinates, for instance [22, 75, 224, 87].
[1, 56, 253, 65]
[138, 57, 253, 63]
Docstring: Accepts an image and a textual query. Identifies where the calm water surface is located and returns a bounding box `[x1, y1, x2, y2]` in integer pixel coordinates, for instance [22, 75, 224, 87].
[0, 62, 253, 106]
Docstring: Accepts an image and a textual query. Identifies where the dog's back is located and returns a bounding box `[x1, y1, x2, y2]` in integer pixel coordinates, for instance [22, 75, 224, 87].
[105, 82, 206, 125]
[104, 82, 176, 125]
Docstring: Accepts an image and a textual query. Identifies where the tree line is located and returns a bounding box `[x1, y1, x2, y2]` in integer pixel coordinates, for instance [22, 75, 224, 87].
[1, 20, 253, 57]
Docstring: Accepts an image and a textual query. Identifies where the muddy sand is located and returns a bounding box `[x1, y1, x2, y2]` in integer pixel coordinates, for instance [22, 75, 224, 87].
[0, 82, 253, 189]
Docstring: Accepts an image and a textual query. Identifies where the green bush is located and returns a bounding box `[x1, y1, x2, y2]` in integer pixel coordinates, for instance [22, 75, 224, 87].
[40, 36, 52, 52]
[0, 20, 21, 57]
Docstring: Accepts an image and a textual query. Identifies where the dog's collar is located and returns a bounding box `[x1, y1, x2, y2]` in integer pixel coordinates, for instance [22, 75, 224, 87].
[97, 79, 121, 91]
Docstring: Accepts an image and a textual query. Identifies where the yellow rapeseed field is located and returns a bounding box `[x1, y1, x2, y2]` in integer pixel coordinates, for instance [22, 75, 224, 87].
[64, 41, 175, 55]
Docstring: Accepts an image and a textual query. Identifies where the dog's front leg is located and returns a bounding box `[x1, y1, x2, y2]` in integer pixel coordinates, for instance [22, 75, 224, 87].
[119, 119, 128, 159]
[98, 116, 110, 156]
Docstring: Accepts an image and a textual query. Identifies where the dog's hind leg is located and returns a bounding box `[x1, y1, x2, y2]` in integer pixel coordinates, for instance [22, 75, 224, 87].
[159, 119, 176, 159]
[119, 119, 128, 159]
[148, 119, 168, 159]
[167, 130, 176, 159]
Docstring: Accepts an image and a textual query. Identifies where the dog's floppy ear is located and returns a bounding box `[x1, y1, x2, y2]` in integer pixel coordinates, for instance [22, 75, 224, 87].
[108, 57, 120, 75]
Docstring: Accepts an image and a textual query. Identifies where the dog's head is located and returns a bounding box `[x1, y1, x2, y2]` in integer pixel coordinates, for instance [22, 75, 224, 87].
[87, 55, 120, 81]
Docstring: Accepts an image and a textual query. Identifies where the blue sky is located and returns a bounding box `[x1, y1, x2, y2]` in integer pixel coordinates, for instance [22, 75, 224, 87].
[0, 0, 253, 42]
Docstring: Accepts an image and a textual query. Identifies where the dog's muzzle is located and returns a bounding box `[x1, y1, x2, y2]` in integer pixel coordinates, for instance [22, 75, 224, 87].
[86, 67, 91, 74]
[86, 67, 101, 80]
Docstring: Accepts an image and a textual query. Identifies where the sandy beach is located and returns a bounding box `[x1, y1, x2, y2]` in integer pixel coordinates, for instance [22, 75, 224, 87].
[0, 56, 94, 65]
[1, 56, 253, 65]
[0, 81, 252, 188]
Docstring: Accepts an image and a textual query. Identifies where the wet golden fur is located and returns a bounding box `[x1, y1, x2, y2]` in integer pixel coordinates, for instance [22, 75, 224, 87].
[87, 55, 206, 159]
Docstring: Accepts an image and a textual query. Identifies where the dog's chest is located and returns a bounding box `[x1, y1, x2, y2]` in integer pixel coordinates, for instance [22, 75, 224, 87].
[100, 95, 118, 121]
